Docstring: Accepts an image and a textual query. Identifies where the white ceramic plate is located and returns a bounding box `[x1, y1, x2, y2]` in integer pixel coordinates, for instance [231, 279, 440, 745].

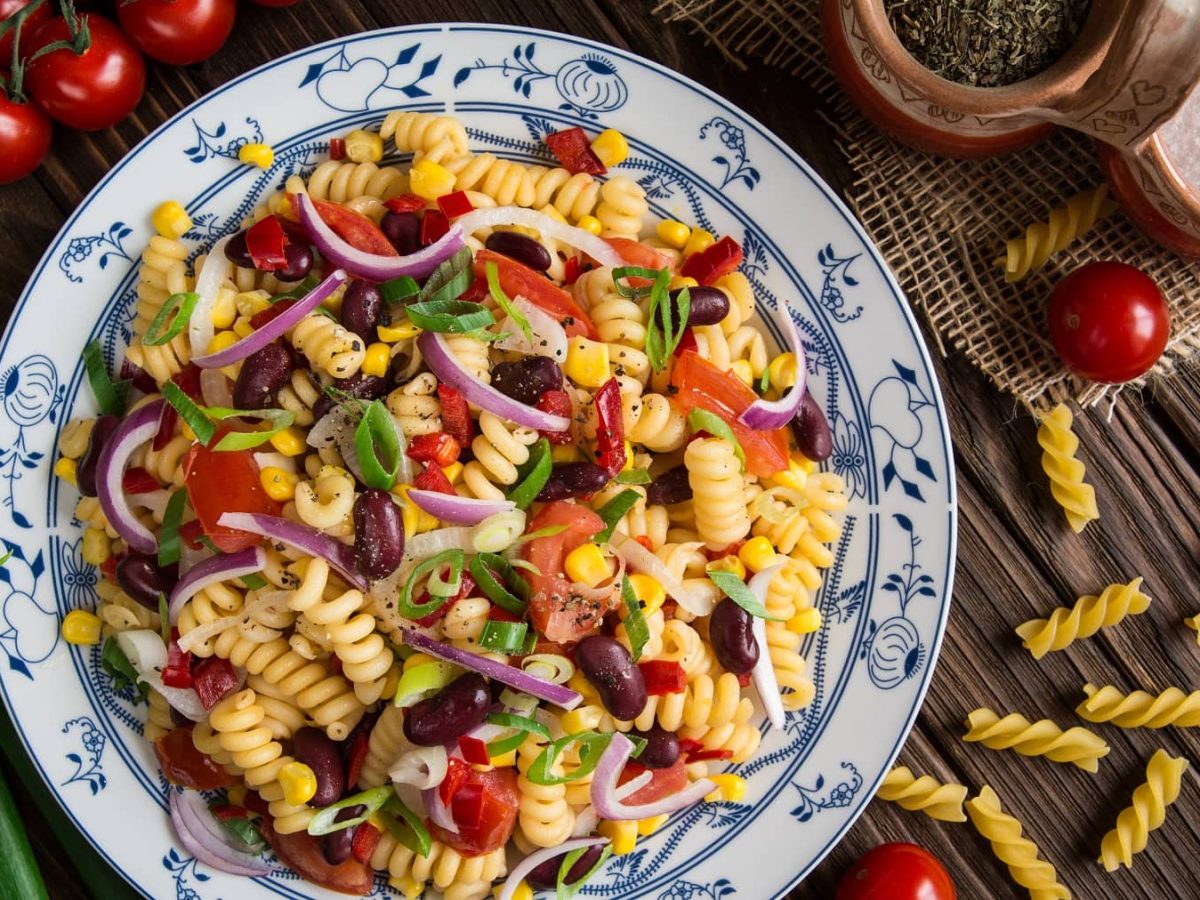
[0, 24, 956, 899]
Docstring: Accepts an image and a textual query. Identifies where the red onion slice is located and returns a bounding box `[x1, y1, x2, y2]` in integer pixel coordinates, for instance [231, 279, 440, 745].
[295, 193, 465, 281]
[407, 490, 515, 525]
[611, 534, 714, 617]
[591, 733, 716, 820]
[189, 235, 233, 359]
[748, 562, 787, 730]
[169, 789, 273, 876]
[418, 331, 571, 431]
[216, 512, 367, 591]
[199, 368, 233, 408]
[168, 546, 266, 623]
[403, 629, 582, 710]
[498, 836, 610, 900]
[453, 206, 624, 269]
[194, 268, 349, 369]
[96, 399, 166, 555]
[737, 302, 807, 430]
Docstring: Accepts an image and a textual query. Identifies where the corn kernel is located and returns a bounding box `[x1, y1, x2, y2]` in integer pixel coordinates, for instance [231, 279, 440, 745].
[409, 159, 456, 200]
[54, 457, 77, 487]
[397, 876, 423, 900]
[151, 201, 192, 240]
[235, 290, 272, 318]
[551, 443, 582, 464]
[61, 609, 102, 645]
[621, 440, 634, 471]
[564, 543, 611, 588]
[598, 819, 638, 855]
[230, 316, 254, 339]
[279, 761, 317, 805]
[730, 360, 753, 386]
[669, 275, 699, 291]
[738, 536, 777, 573]
[82, 528, 110, 566]
[706, 555, 746, 581]
[628, 574, 666, 616]
[260, 466, 300, 502]
[442, 462, 464, 485]
[769, 458, 809, 492]
[181, 422, 197, 441]
[400, 497, 420, 538]
[590, 128, 629, 167]
[788, 608, 823, 634]
[226, 784, 247, 807]
[560, 706, 602, 734]
[493, 882, 533, 900]
[377, 321, 422, 343]
[206, 330, 239, 356]
[537, 204, 567, 224]
[793, 454, 817, 474]
[656, 220, 691, 249]
[210, 290, 238, 330]
[637, 814, 670, 836]
[683, 228, 714, 257]
[238, 143, 275, 170]
[767, 352, 798, 391]
[704, 774, 747, 803]
[567, 670, 598, 703]
[270, 426, 308, 457]
[576, 214, 602, 236]
[564, 336, 611, 388]
[362, 342, 391, 378]
[403, 652, 439, 671]
[345, 129, 384, 164]
[489, 749, 517, 768]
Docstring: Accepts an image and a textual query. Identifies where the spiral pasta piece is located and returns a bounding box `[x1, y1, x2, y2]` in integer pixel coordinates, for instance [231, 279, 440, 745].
[527, 165, 602, 220]
[1037, 403, 1098, 534]
[294, 469, 356, 534]
[1076, 682, 1200, 728]
[292, 312, 366, 379]
[370, 833, 506, 900]
[380, 111, 469, 158]
[300, 159, 407, 222]
[126, 236, 193, 384]
[622, 392, 688, 453]
[575, 267, 650, 384]
[177, 582, 245, 657]
[877, 766, 968, 822]
[595, 176, 647, 239]
[1098, 749, 1187, 871]
[96, 580, 158, 636]
[460, 411, 538, 500]
[443, 333, 491, 385]
[716, 271, 756, 335]
[516, 732, 575, 848]
[1016, 578, 1149, 659]
[359, 704, 410, 789]
[443, 153, 536, 207]
[967, 786, 1070, 899]
[1000, 185, 1117, 282]
[144, 689, 174, 743]
[686, 437, 751, 550]
[963, 708, 1109, 772]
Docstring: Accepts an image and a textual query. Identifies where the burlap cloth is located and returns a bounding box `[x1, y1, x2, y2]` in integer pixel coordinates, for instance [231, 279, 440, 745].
[654, 0, 1200, 413]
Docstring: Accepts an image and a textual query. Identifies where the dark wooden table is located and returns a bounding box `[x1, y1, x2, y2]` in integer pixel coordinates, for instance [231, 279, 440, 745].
[4, 1, 1200, 898]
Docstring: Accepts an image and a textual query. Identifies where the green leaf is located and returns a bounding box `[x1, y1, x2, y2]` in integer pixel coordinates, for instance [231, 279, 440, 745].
[157, 488, 188, 568]
[218, 816, 265, 852]
[82, 341, 129, 417]
[354, 400, 401, 489]
[526, 732, 614, 786]
[380, 276, 420, 304]
[419, 246, 474, 305]
[162, 381, 215, 446]
[592, 489, 640, 543]
[620, 576, 649, 661]
[204, 406, 295, 451]
[557, 844, 614, 900]
[644, 270, 687, 372]
[486, 260, 532, 343]
[100, 637, 147, 701]
[405, 299, 495, 334]
[615, 468, 651, 485]
[708, 568, 784, 620]
[611, 266, 659, 299]
[688, 408, 745, 471]
[143, 292, 199, 346]
[506, 438, 552, 510]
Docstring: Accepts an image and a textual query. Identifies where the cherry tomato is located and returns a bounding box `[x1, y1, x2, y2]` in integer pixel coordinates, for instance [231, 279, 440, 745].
[836, 843, 955, 900]
[248, 0, 302, 5]
[1047, 261, 1170, 383]
[429, 767, 519, 857]
[0, 93, 51, 183]
[0, 0, 51, 61]
[618, 758, 688, 805]
[260, 820, 372, 895]
[473, 250, 598, 340]
[182, 443, 281, 552]
[25, 14, 145, 131]
[154, 728, 239, 790]
[116, 0, 236, 66]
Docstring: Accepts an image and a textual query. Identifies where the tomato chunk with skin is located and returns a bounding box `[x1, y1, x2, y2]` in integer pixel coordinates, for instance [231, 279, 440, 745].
[523, 501, 619, 643]
[306, 196, 397, 257]
[605, 237, 673, 272]
[155, 728, 239, 790]
[182, 444, 282, 552]
[670, 350, 790, 478]
[617, 758, 688, 806]
[428, 767, 519, 857]
[473, 250, 598, 340]
[261, 820, 373, 895]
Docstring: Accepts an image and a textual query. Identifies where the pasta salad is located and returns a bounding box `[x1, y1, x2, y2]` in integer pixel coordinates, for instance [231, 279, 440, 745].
[56, 111, 847, 898]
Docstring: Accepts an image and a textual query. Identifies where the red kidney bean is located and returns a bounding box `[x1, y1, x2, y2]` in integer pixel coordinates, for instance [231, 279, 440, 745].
[527, 845, 605, 889]
[485, 231, 552, 272]
[76, 414, 119, 497]
[115, 554, 175, 609]
[340, 280, 383, 341]
[536, 462, 609, 502]
[645, 465, 692, 506]
[231, 342, 293, 410]
[312, 371, 390, 420]
[576, 636, 647, 721]
[381, 211, 421, 255]
[403, 673, 491, 746]
[710, 598, 760, 675]
[275, 242, 313, 282]
[223, 231, 254, 268]
[321, 807, 362, 865]
[491, 357, 564, 406]
[292, 727, 345, 807]
[630, 725, 680, 768]
[794, 390, 832, 462]
[353, 490, 404, 581]
[658, 286, 729, 331]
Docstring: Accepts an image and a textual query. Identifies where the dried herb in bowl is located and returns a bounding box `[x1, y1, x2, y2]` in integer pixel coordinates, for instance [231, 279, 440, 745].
[886, 0, 1091, 88]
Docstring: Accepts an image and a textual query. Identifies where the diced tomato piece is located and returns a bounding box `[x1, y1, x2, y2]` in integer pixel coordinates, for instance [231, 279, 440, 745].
[487, 605, 520, 623]
[329, 138, 346, 161]
[436, 384, 473, 448]
[412, 464, 454, 494]
[473, 250, 598, 340]
[670, 351, 789, 478]
[307, 197, 397, 257]
[439, 757, 471, 806]
[122, 467, 160, 494]
[261, 820, 373, 895]
[688, 748, 734, 763]
[162, 629, 192, 689]
[420, 209, 449, 246]
[605, 237, 672, 271]
[350, 822, 380, 865]
[535, 389, 573, 444]
[384, 193, 426, 214]
[458, 735, 491, 766]
[617, 757, 688, 806]
[545, 127, 606, 176]
[192, 657, 240, 709]
[680, 236, 744, 285]
[639, 660, 686, 695]
[633, 535, 654, 552]
[562, 256, 583, 286]
[209, 803, 249, 821]
[406, 432, 461, 467]
[249, 300, 296, 330]
[345, 728, 371, 789]
[436, 190, 474, 218]
[155, 728, 239, 790]
[703, 540, 745, 562]
[182, 444, 282, 552]
[99, 553, 120, 583]
[244, 216, 289, 271]
[429, 767, 519, 857]
[592, 378, 626, 475]
[674, 328, 698, 357]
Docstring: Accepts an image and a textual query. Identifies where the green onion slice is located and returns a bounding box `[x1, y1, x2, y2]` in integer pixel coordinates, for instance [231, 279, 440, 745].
[162, 381, 216, 446]
[393, 660, 461, 708]
[615, 468, 651, 485]
[240, 573, 268, 590]
[619, 576, 649, 661]
[708, 568, 784, 620]
[688, 408, 746, 471]
[484, 711, 550, 757]
[419, 246, 474, 305]
[380, 275, 420, 304]
[143, 292, 200, 347]
[355, 400, 401, 489]
[558, 845, 615, 900]
[306, 786, 393, 836]
[218, 816, 265, 851]
[479, 619, 529, 654]
[157, 594, 170, 645]
[100, 637, 147, 700]
[427, 558, 463, 599]
[82, 340, 129, 417]
[521, 653, 575, 685]
[405, 299, 495, 334]
[644, 269, 688, 372]
[526, 732, 614, 786]
[592, 489, 640, 543]
[158, 488, 188, 568]
[610, 266, 660, 299]
[379, 795, 431, 856]
[204, 406, 296, 451]
[486, 260, 532, 343]
[759, 365, 771, 394]
[397, 549, 465, 619]
[469, 553, 529, 616]
[506, 437, 553, 510]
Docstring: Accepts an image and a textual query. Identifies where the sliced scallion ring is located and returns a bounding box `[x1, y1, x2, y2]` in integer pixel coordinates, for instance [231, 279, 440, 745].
[688, 407, 746, 471]
[143, 291, 200, 346]
[397, 549, 465, 620]
[486, 260, 532, 343]
[82, 340, 129, 417]
[619, 576, 649, 662]
[484, 711, 550, 757]
[526, 732, 614, 786]
[592, 489, 640, 543]
[158, 488, 188, 568]
[478, 620, 530, 654]
[306, 785, 394, 836]
[471, 509, 528, 554]
[355, 400, 402, 489]
[521, 653, 575, 685]
[469, 552, 530, 616]
[379, 795, 431, 856]
[405, 299, 495, 334]
[506, 438, 552, 510]
[162, 381, 216, 446]
[204, 406, 296, 452]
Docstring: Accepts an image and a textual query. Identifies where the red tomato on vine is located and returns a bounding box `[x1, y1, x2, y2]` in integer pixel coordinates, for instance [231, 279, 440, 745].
[117, 0, 236, 66]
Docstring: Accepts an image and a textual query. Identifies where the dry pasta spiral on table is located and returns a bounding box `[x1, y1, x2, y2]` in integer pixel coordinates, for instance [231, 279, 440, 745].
[1037, 402, 1099, 533]
[1098, 749, 1187, 871]
[877, 766, 968, 822]
[999, 184, 1117, 282]
[967, 786, 1070, 899]
[1015, 577, 1150, 659]
[1076, 683, 1200, 728]
[963, 708, 1109, 772]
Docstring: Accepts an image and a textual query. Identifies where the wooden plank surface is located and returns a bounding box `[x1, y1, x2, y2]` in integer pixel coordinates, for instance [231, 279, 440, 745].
[2, 1, 1198, 897]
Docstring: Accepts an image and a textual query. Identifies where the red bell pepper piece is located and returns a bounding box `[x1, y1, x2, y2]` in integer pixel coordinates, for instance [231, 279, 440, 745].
[411, 571, 475, 628]
[487, 605, 520, 623]
[638, 660, 686, 695]
[244, 216, 290, 271]
[412, 464, 455, 495]
[329, 138, 346, 161]
[249, 299, 296, 330]
[406, 432, 462, 467]
[210, 803, 249, 821]
[562, 256, 583, 286]
[179, 520, 205, 551]
[350, 822, 380, 865]
[674, 328, 698, 357]
[192, 656, 240, 710]
[605, 238, 672, 272]
[680, 236, 744, 285]
[384, 193, 427, 214]
[439, 758, 471, 806]
[458, 735, 491, 767]
[633, 535, 654, 552]
[99, 553, 120, 583]
[307, 197, 398, 257]
[535, 389, 573, 445]
[162, 629, 193, 689]
[436, 384, 474, 448]
[171, 363, 203, 402]
[436, 190, 474, 219]
[450, 782, 486, 829]
[688, 748, 734, 763]
[592, 378, 626, 476]
[420, 209, 450, 246]
[473, 250, 598, 340]
[243, 790, 271, 817]
[345, 727, 371, 789]
[122, 467, 160, 495]
[545, 127, 606, 176]
[153, 403, 178, 452]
